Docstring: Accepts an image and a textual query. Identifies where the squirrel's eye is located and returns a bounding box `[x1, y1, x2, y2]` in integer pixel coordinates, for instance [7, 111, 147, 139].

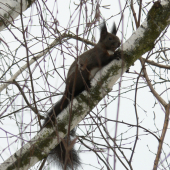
[109, 37, 112, 40]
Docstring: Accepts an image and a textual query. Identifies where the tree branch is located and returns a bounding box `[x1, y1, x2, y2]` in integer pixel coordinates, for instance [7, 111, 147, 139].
[9, 80, 37, 114]
[140, 57, 167, 107]
[0, 0, 35, 31]
[153, 103, 170, 170]
[142, 57, 170, 69]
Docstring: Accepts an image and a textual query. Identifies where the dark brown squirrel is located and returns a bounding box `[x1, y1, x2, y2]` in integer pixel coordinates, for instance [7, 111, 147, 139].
[43, 21, 120, 169]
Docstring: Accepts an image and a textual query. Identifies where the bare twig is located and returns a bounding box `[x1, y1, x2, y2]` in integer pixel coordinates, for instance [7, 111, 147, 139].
[153, 103, 170, 170]
[90, 112, 130, 170]
[137, 0, 142, 27]
[78, 138, 111, 170]
[20, 2, 41, 127]
[129, 71, 141, 164]
[9, 80, 37, 114]
[96, 116, 160, 141]
[142, 57, 170, 69]
[140, 57, 167, 108]
[130, 0, 138, 28]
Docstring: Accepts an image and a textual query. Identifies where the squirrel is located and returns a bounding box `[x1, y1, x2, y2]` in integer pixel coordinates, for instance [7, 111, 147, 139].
[43, 21, 121, 169]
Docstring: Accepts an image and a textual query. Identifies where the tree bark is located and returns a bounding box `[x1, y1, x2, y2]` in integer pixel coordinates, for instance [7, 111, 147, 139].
[0, 0, 35, 31]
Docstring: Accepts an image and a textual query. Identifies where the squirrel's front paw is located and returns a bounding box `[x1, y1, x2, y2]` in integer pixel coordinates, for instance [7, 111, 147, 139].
[113, 50, 122, 60]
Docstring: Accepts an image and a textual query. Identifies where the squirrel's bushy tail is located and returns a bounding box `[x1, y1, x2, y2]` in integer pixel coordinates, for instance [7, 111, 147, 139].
[48, 129, 80, 169]
[43, 95, 80, 169]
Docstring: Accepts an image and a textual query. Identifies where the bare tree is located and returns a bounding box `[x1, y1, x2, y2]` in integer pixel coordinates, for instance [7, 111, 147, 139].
[0, 0, 170, 170]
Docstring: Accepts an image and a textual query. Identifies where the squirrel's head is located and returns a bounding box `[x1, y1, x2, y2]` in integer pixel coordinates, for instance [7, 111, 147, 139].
[99, 22, 120, 52]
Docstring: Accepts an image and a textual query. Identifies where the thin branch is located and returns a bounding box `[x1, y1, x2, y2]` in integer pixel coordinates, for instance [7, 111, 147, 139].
[153, 103, 170, 170]
[89, 112, 130, 170]
[78, 136, 131, 150]
[130, 0, 138, 29]
[142, 57, 170, 69]
[137, 0, 142, 27]
[96, 116, 160, 141]
[140, 57, 167, 108]
[9, 80, 37, 114]
[97, 117, 133, 170]
[20, 3, 41, 127]
[78, 138, 111, 170]
[129, 72, 140, 164]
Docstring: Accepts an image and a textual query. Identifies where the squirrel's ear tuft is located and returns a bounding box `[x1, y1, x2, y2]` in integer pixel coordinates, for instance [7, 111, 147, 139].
[111, 22, 117, 35]
[100, 20, 108, 41]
